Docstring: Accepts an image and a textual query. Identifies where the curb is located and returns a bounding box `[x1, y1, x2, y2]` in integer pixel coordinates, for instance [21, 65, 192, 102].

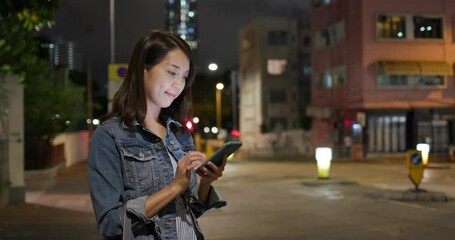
[365, 189, 452, 202]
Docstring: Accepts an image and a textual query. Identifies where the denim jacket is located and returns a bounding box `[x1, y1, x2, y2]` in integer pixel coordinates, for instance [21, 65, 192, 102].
[88, 117, 227, 239]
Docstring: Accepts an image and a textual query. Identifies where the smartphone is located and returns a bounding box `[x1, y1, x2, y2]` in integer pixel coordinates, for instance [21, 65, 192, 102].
[197, 141, 242, 173]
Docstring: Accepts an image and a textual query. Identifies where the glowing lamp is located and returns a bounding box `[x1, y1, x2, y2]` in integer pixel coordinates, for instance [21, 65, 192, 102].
[416, 143, 430, 166]
[315, 147, 332, 179]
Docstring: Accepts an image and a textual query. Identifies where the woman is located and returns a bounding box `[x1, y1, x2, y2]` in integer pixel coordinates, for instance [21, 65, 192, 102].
[88, 30, 227, 239]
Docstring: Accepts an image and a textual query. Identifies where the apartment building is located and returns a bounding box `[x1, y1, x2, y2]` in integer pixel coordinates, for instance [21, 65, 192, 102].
[309, 0, 455, 158]
[239, 18, 301, 153]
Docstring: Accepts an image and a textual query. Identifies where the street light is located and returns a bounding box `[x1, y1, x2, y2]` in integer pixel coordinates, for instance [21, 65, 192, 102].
[208, 63, 218, 71]
[216, 83, 224, 129]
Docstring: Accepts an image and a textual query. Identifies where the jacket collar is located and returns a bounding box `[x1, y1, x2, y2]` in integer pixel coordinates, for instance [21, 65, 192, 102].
[123, 117, 182, 130]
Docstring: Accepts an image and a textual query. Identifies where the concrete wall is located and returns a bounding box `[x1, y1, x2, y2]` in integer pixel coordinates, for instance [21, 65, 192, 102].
[0, 74, 25, 206]
[52, 130, 90, 167]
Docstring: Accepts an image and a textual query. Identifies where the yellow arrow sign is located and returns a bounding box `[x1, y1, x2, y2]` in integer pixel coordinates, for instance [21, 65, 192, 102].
[407, 150, 424, 188]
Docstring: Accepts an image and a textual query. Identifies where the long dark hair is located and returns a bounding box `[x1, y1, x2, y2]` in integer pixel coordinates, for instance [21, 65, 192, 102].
[103, 30, 195, 129]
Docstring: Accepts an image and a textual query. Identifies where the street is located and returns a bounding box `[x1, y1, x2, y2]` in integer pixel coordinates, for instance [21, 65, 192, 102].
[1, 159, 454, 239]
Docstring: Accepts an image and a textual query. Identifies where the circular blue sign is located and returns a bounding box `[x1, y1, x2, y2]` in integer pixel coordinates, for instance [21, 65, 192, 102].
[117, 66, 127, 78]
[411, 153, 422, 165]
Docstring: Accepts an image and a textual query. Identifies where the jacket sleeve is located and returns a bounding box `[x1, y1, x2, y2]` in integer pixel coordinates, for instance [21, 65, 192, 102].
[87, 125, 125, 237]
[190, 185, 227, 218]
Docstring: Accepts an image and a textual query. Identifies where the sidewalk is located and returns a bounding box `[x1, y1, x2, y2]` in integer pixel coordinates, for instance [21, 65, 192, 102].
[0, 162, 101, 240]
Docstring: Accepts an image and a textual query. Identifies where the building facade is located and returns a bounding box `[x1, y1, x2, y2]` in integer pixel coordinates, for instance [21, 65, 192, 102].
[309, 0, 455, 159]
[165, 0, 198, 49]
[239, 18, 301, 153]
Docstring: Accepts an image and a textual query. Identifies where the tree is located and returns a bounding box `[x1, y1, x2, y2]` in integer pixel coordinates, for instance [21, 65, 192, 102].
[0, 0, 59, 80]
[1, 0, 87, 169]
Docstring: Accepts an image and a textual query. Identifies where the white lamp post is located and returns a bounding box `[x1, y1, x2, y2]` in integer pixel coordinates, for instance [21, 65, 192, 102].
[315, 147, 333, 179]
[216, 83, 224, 128]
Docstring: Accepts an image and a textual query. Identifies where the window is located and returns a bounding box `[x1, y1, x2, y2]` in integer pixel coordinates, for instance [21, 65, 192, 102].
[368, 114, 407, 153]
[269, 89, 287, 103]
[316, 65, 346, 89]
[270, 117, 287, 131]
[416, 75, 444, 86]
[268, 31, 287, 45]
[302, 36, 311, 47]
[267, 59, 287, 75]
[377, 61, 448, 88]
[313, 0, 333, 8]
[377, 14, 444, 40]
[315, 21, 345, 48]
[378, 75, 408, 86]
[377, 14, 406, 39]
[378, 75, 445, 88]
[316, 71, 331, 89]
[241, 32, 253, 51]
[413, 16, 443, 39]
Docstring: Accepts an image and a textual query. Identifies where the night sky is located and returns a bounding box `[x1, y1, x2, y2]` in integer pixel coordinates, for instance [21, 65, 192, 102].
[42, 0, 309, 99]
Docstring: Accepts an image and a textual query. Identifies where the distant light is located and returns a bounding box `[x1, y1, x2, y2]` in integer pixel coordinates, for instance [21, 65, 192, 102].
[397, 32, 403, 37]
[185, 120, 193, 131]
[188, 11, 195, 17]
[352, 123, 361, 130]
[92, 119, 100, 125]
[426, 26, 432, 31]
[203, 127, 210, 133]
[352, 123, 362, 134]
[211, 127, 219, 134]
[231, 129, 241, 137]
[86, 119, 92, 124]
[66, 121, 71, 126]
[208, 63, 218, 71]
[216, 83, 224, 90]
[193, 117, 200, 124]
[420, 26, 425, 32]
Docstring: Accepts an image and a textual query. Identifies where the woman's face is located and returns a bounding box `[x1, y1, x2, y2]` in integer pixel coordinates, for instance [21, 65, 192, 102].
[143, 48, 189, 113]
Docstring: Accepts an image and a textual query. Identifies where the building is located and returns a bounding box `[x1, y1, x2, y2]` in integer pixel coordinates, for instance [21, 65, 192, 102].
[309, 0, 455, 159]
[165, 0, 198, 49]
[41, 41, 83, 71]
[238, 17, 301, 153]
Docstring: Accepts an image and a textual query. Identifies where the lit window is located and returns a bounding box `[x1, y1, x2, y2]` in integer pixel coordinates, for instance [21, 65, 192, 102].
[267, 59, 287, 75]
[377, 14, 407, 39]
[315, 66, 346, 89]
[413, 16, 443, 39]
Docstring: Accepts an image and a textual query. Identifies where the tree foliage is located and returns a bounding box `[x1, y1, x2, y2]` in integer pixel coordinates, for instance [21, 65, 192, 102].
[0, 0, 59, 80]
[1, 0, 86, 142]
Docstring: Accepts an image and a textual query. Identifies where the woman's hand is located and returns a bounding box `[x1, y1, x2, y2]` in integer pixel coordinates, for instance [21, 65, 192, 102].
[196, 155, 227, 203]
[173, 151, 206, 193]
[197, 155, 227, 185]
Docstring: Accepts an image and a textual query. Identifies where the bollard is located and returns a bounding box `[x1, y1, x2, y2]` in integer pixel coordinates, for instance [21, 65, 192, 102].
[416, 143, 430, 166]
[315, 147, 332, 179]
